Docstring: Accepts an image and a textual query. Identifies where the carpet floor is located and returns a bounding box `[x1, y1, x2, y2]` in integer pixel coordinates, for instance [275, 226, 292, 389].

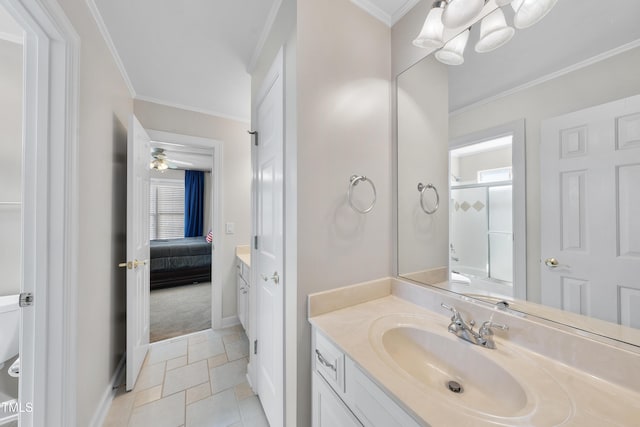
[150, 282, 211, 343]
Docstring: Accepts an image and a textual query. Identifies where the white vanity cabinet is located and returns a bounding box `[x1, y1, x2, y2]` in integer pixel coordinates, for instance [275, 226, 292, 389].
[312, 328, 423, 427]
[236, 258, 250, 331]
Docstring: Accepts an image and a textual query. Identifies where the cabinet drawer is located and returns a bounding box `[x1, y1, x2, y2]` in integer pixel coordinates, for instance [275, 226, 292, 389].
[313, 330, 345, 395]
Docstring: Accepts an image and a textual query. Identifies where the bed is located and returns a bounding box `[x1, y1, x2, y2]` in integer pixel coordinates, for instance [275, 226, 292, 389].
[150, 237, 212, 289]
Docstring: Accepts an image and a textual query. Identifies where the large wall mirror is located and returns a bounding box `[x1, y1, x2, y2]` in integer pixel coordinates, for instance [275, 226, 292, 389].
[397, 0, 640, 347]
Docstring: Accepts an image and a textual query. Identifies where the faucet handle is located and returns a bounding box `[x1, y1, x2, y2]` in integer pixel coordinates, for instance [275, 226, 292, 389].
[479, 321, 509, 336]
[441, 303, 459, 319]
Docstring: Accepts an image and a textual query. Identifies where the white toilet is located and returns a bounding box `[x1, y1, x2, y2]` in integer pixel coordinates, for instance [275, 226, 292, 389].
[0, 295, 19, 372]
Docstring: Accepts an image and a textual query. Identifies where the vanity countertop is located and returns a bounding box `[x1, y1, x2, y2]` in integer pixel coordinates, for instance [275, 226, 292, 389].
[235, 245, 250, 267]
[308, 277, 640, 426]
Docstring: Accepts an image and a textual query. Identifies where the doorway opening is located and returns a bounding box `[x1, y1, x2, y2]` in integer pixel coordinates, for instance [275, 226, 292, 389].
[448, 119, 526, 301]
[449, 136, 514, 296]
[146, 131, 223, 343]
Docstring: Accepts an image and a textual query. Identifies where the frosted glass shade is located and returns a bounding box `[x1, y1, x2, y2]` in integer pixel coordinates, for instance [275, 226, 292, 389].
[512, 0, 558, 29]
[442, 0, 484, 28]
[435, 29, 470, 66]
[475, 8, 515, 53]
[413, 5, 445, 49]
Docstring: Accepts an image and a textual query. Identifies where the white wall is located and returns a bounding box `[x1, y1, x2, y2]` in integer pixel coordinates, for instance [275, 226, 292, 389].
[0, 39, 22, 297]
[296, 1, 392, 425]
[56, 0, 134, 425]
[450, 46, 640, 302]
[134, 99, 251, 321]
[397, 56, 449, 276]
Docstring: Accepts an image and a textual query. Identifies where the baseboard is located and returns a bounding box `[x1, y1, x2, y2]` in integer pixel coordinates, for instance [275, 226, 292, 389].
[221, 315, 240, 328]
[89, 354, 126, 427]
[245, 367, 256, 394]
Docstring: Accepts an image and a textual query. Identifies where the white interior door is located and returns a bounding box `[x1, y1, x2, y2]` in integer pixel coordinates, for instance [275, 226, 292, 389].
[254, 50, 284, 427]
[125, 115, 151, 390]
[541, 94, 640, 326]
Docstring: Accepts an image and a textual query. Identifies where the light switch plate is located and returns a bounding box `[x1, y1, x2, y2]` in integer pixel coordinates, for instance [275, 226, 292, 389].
[225, 222, 235, 234]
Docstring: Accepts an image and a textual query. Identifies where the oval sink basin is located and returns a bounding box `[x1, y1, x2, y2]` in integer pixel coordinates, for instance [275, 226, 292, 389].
[369, 313, 572, 423]
[381, 326, 527, 417]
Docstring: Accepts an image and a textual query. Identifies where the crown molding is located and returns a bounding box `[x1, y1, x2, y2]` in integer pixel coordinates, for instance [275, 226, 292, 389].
[391, 0, 421, 25]
[350, 0, 391, 26]
[85, 0, 136, 97]
[247, 0, 283, 73]
[450, 38, 640, 117]
[135, 94, 250, 124]
[349, 0, 420, 27]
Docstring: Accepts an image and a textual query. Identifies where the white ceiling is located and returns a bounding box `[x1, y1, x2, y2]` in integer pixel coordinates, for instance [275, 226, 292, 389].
[447, 0, 640, 112]
[93, 0, 280, 122]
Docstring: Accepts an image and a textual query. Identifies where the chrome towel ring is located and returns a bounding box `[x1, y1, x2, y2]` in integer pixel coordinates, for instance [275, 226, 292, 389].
[417, 182, 439, 214]
[348, 175, 377, 214]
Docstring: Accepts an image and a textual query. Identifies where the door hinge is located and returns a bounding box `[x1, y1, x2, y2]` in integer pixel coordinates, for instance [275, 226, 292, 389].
[19, 292, 33, 307]
[254, 339, 258, 355]
[248, 130, 258, 146]
[254, 235, 258, 250]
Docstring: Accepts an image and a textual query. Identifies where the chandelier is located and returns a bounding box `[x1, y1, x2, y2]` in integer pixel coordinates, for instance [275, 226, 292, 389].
[413, 0, 558, 65]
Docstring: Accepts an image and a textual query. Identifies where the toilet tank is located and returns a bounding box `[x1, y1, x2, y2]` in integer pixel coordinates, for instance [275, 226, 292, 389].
[0, 295, 19, 364]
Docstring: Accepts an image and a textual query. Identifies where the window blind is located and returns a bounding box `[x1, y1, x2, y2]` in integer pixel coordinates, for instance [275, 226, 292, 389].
[149, 179, 185, 240]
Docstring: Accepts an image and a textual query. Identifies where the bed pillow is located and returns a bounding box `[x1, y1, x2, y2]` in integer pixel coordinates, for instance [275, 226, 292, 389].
[206, 230, 213, 243]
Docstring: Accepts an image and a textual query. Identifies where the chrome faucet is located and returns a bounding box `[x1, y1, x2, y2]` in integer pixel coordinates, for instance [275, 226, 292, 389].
[441, 303, 508, 349]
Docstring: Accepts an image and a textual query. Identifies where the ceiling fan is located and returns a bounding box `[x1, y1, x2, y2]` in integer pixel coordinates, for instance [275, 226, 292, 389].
[150, 148, 178, 171]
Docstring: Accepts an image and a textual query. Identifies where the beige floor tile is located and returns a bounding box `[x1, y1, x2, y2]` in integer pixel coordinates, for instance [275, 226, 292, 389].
[147, 339, 188, 365]
[239, 395, 269, 427]
[103, 386, 136, 427]
[134, 362, 166, 392]
[224, 337, 249, 361]
[234, 382, 255, 401]
[163, 360, 209, 397]
[129, 391, 185, 427]
[105, 325, 258, 427]
[188, 336, 225, 364]
[222, 332, 242, 345]
[166, 355, 188, 371]
[186, 382, 212, 405]
[186, 388, 240, 427]
[210, 358, 248, 394]
[187, 331, 210, 346]
[134, 385, 163, 407]
[207, 353, 228, 369]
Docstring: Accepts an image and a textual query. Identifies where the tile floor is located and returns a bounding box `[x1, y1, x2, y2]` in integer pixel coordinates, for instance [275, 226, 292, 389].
[103, 325, 269, 427]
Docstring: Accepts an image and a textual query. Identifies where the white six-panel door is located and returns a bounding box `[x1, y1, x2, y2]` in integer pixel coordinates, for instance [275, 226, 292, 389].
[254, 49, 285, 426]
[125, 115, 151, 390]
[541, 94, 640, 327]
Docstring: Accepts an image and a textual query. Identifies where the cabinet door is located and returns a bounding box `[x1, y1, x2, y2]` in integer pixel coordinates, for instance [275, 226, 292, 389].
[243, 265, 250, 335]
[346, 359, 422, 427]
[313, 372, 362, 427]
[236, 262, 246, 329]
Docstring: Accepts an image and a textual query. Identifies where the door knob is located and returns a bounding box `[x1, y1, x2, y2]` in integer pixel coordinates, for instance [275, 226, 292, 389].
[544, 257, 570, 269]
[261, 271, 280, 285]
[118, 259, 147, 270]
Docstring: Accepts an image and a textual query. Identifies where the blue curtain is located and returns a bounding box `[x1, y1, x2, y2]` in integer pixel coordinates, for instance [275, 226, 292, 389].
[184, 170, 204, 237]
